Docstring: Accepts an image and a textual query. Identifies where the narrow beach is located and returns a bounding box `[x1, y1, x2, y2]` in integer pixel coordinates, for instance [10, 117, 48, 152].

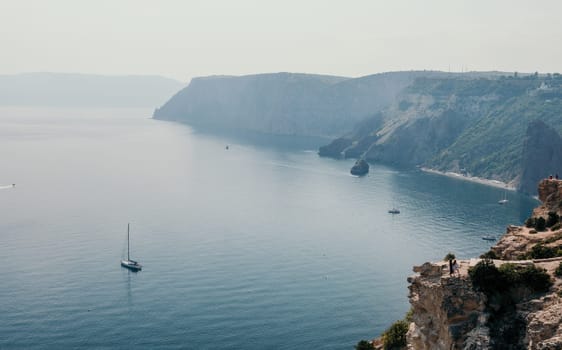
[420, 167, 515, 191]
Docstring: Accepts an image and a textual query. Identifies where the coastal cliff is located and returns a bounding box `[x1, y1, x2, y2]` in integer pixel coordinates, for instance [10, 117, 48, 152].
[153, 71, 477, 138]
[322, 74, 562, 194]
[374, 179, 562, 349]
[405, 258, 562, 349]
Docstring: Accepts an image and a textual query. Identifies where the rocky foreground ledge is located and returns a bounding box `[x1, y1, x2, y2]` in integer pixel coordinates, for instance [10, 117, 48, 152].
[405, 257, 562, 349]
[371, 179, 562, 350]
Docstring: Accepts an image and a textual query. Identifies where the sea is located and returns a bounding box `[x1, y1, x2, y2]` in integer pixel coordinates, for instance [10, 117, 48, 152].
[0, 107, 538, 349]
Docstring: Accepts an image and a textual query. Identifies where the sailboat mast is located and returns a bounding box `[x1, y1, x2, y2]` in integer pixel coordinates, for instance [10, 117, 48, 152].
[127, 223, 130, 261]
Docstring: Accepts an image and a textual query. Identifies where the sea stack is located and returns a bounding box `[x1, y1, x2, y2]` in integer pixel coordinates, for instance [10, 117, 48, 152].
[350, 159, 369, 176]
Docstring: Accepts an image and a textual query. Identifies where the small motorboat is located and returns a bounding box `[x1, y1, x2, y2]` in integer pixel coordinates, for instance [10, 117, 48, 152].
[481, 236, 496, 241]
[388, 208, 400, 214]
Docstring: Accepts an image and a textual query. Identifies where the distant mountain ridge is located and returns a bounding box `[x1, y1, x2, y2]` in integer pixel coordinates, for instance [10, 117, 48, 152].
[154, 71, 479, 137]
[0, 72, 184, 108]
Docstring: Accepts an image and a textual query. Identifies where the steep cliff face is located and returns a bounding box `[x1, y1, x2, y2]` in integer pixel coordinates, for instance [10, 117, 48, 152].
[532, 178, 562, 220]
[154, 71, 471, 138]
[366, 106, 473, 167]
[519, 121, 562, 195]
[154, 72, 419, 137]
[397, 180, 562, 350]
[407, 263, 489, 350]
[405, 259, 562, 349]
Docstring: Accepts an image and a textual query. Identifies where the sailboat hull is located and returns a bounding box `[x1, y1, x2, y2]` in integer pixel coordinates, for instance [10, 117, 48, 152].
[121, 259, 142, 271]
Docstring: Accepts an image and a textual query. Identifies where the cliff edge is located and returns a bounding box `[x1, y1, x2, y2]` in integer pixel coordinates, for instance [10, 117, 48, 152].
[375, 179, 562, 350]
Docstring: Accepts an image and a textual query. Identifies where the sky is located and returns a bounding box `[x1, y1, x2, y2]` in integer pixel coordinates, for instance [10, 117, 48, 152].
[1, 0, 562, 82]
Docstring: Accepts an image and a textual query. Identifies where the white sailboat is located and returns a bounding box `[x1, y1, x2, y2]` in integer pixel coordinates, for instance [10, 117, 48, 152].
[498, 190, 508, 205]
[121, 223, 142, 271]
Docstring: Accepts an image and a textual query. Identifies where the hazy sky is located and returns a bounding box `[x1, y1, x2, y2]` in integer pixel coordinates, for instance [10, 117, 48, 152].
[2, 0, 561, 81]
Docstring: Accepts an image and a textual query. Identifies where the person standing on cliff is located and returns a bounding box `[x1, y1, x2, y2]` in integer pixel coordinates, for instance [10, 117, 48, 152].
[453, 260, 460, 276]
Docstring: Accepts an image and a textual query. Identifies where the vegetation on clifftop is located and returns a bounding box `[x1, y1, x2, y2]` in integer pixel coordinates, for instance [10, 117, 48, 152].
[469, 259, 552, 295]
[469, 259, 552, 348]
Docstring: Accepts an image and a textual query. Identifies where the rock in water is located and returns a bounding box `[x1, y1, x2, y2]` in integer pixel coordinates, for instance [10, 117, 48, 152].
[350, 159, 369, 176]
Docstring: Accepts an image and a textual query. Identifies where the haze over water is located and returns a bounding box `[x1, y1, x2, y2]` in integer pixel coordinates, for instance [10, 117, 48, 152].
[0, 107, 537, 349]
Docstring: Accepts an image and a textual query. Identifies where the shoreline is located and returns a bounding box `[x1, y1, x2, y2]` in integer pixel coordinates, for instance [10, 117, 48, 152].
[420, 167, 516, 191]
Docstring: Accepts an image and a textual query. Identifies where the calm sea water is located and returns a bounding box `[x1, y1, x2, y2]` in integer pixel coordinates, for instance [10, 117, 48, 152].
[0, 107, 537, 349]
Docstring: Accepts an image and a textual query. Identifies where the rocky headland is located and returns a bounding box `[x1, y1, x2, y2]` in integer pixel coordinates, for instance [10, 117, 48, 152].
[153, 71, 445, 138]
[151, 70, 562, 196]
[321, 74, 562, 196]
[371, 179, 562, 350]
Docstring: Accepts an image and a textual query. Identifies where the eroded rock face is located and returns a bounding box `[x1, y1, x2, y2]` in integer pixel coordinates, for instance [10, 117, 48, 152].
[490, 225, 553, 260]
[407, 263, 489, 350]
[406, 261, 562, 350]
[490, 180, 562, 260]
[534, 179, 562, 217]
[525, 297, 562, 349]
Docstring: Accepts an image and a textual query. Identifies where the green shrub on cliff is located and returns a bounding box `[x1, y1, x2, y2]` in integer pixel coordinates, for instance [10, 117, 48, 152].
[546, 212, 560, 228]
[517, 265, 553, 292]
[525, 217, 535, 228]
[469, 259, 552, 294]
[381, 319, 409, 350]
[498, 264, 551, 292]
[524, 216, 548, 231]
[443, 252, 456, 261]
[528, 244, 558, 259]
[535, 217, 547, 231]
[469, 259, 502, 293]
[480, 250, 499, 259]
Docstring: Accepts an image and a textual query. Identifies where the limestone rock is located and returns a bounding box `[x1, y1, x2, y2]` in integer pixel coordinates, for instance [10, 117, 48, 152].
[407, 263, 488, 349]
[525, 298, 562, 349]
[534, 178, 562, 217]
